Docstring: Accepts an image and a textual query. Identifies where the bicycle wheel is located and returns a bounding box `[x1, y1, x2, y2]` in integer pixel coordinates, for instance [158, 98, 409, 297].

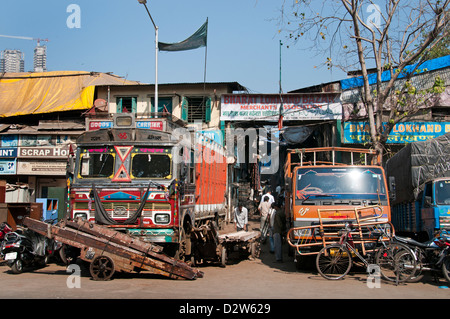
[316, 244, 352, 280]
[376, 243, 416, 283]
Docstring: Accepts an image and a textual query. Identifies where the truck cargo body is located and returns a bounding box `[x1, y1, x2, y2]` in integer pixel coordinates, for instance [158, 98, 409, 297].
[386, 133, 450, 240]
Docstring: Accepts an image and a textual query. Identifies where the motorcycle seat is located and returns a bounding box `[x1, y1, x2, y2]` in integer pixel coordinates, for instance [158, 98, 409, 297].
[394, 235, 432, 249]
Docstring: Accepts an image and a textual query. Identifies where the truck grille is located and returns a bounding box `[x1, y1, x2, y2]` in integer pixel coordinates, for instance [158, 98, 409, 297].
[74, 202, 171, 219]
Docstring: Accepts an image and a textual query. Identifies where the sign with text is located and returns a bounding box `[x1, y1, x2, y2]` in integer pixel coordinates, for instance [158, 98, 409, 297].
[220, 94, 342, 121]
[343, 121, 450, 144]
[17, 160, 67, 175]
[0, 159, 16, 174]
[18, 146, 71, 158]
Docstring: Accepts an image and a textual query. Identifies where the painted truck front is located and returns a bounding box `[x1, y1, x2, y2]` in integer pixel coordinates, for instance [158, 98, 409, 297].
[285, 147, 390, 263]
[67, 113, 227, 261]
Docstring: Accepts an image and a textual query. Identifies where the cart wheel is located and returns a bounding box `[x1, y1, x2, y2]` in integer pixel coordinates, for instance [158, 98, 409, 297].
[221, 246, 227, 267]
[90, 256, 115, 281]
[250, 241, 259, 258]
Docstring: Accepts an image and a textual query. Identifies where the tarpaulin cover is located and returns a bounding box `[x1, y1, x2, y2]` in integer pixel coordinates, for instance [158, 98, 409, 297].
[385, 132, 450, 203]
[0, 71, 139, 117]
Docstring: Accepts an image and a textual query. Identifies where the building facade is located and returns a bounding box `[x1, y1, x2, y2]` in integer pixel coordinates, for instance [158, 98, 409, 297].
[0, 49, 25, 73]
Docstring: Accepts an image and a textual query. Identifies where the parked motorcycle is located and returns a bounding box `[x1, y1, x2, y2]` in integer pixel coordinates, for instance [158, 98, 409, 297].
[1, 227, 50, 274]
[394, 230, 450, 283]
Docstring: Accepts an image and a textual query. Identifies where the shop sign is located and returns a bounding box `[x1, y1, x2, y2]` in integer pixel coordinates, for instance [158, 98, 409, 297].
[18, 146, 71, 158]
[0, 159, 16, 174]
[343, 121, 450, 144]
[220, 94, 342, 121]
[0, 148, 17, 158]
[17, 160, 66, 175]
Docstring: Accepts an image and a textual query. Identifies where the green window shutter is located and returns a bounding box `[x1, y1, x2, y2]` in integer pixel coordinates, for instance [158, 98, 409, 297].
[116, 98, 123, 113]
[132, 97, 137, 113]
[205, 97, 211, 122]
[181, 97, 188, 121]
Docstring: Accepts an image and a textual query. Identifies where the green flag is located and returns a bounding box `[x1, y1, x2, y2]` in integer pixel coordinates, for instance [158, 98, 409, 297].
[158, 19, 207, 52]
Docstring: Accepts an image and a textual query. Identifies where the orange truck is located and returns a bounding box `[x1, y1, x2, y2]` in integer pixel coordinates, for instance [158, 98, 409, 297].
[67, 113, 227, 264]
[284, 147, 391, 267]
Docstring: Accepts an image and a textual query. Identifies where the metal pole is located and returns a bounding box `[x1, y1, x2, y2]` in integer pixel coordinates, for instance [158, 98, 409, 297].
[139, 1, 158, 115]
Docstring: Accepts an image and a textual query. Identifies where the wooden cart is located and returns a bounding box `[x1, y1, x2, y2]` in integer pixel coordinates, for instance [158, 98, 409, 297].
[218, 230, 260, 266]
[23, 217, 203, 281]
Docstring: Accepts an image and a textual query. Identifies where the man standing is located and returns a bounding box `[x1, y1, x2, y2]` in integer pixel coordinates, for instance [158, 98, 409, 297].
[272, 202, 286, 262]
[234, 203, 248, 232]
[261, 190, 275, 204]
[258, 196, 271, 231]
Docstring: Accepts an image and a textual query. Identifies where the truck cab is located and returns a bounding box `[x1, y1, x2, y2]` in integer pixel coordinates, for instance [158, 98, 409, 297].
[420, 178, 450, 239]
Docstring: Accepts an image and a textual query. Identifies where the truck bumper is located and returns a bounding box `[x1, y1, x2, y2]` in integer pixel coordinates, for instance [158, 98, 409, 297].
[126, 228, 178, 243]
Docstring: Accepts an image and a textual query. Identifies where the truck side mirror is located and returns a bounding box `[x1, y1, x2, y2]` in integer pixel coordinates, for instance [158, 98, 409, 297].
[388, 176, 396, 201]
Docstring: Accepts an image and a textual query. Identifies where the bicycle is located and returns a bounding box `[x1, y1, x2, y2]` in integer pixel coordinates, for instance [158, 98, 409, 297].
[315, 222, 417, 283]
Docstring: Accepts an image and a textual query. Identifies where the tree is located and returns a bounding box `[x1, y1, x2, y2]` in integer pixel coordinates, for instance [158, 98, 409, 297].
[280, 0, 450, 163]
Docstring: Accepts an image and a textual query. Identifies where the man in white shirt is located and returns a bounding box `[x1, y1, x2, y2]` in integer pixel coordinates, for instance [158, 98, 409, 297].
[258, 196, 271, 231]
[234, 203, 248, 231]
[261, 190, 275, 204]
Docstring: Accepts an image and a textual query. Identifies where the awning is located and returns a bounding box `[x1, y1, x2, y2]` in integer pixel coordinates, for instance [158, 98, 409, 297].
[0, 71, 140, 117]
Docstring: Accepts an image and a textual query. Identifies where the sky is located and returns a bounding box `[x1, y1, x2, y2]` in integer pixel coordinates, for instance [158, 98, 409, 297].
[0, 0, 347, 94]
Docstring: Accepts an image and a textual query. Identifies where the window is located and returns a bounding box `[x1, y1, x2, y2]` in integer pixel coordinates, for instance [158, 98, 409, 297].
[151, 97, 173, 114]
[79, 148, 115, 178]
[131, 153, 172, 179]
[181, 96, 211, 123]
[116, 97, 137, 113]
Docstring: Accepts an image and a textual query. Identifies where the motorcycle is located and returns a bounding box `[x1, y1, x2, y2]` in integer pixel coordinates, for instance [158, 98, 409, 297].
[394, 230, 450, 283]
[1, 227, 50, 274]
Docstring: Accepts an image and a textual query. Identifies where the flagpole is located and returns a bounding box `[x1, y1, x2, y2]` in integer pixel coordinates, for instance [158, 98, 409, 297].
[203, 18, 208, 89]
[138, 0, 158, 115]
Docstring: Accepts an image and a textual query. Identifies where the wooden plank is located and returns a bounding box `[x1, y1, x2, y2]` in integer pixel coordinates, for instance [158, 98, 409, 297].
[218, 231, 260, 243]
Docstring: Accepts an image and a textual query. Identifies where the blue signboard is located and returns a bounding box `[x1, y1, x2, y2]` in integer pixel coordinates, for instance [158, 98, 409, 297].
[344, 121, 450, 144]
[0, 148, 17, 158]
[0, 159, 16, 174]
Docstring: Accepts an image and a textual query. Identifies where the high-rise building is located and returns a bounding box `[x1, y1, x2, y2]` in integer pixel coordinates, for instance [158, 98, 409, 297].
[33, 45, 47, 72]
[0, 49, 25, 72]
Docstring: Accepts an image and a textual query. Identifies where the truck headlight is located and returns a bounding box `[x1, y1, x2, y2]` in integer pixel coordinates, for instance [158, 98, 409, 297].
[154, 214, 170, 224]
[74, 213, 88, 220]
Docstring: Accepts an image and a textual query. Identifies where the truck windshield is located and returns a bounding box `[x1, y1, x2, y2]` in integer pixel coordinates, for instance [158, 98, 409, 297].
[296, 167, 387, 201]
[131, 148, 172, 179]
[79, 147, 114, 178]
[435, 180, 450, 205]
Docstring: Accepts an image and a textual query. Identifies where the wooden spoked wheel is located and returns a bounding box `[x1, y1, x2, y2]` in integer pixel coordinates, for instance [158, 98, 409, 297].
[90, 256, 115, 281]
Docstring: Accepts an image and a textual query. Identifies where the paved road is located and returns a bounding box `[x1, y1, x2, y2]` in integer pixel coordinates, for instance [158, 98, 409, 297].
[0, 220, 448, 316]
[0, 239, 448, 299]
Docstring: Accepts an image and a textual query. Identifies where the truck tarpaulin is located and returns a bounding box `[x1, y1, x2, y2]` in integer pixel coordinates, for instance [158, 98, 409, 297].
[385, 132, 450, 204]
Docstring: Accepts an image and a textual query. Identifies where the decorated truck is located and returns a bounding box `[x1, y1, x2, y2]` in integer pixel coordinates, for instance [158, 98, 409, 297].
[385, 133, 450, 241]
[284, 147, 391, 267]
[66, 113, 228, 263]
